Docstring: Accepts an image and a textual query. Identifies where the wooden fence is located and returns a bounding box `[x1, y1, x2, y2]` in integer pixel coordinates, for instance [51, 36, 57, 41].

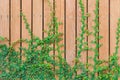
[0, 0, 120, 66]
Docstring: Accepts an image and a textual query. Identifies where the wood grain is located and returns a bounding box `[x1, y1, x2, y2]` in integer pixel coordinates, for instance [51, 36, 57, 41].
[0, 1, 120, 78]
[55, 0, 64, 79]
[33, 0, 42, 39]
[110, 1, 120, 80]
[22, 0, 31, 41]
[0, 0, 9, 45]
[11, 0, 20, 49]
[22, 0, 31, 61]
[99, 0, 109, 61]
[110, 0, 120, 62]
[44, 0, 53, 37]
[77, 0, 87, 66]
[44, 0, 54, 56]
[56, 0, 64, 57]
[66, 0, 75, 66]
[77, 0, 87, 74]
[88, 0, 96, 71]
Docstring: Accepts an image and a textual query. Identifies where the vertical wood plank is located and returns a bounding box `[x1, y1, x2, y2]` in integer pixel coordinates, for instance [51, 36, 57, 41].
[33, 0, 42, 39]
[22, 0, 31, 44]
[110, 0, 120, 62]
[88, 0, 96, 71]
[44, 0, 56, 78]
[55, 0, 64, 79]
[44, 0, 54, 71]
[56, 0, 64, 60]
[110, 1, 120, 80]
[66, 0, 75, 66]
[0, 0, 9, 45]
[77, 0, 87, 74]
[0, 0, 9, 76]
[22, 0, 31, 61]
[44, 0, 53, 55]
[77, 0, 87, 66]
[99, 0, 109, 61]
[11, 0, 20, 49]
[44, 0, 53, 37]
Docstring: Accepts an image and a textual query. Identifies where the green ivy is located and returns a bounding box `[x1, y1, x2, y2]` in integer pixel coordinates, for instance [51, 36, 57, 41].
[0, 0, 120, 80]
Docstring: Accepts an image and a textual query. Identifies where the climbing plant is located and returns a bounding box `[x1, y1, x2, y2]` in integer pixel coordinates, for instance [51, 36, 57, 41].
[0, 0, 120, 80]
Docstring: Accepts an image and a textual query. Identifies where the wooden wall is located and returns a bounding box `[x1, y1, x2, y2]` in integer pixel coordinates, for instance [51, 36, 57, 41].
[0, 0, 120, 66]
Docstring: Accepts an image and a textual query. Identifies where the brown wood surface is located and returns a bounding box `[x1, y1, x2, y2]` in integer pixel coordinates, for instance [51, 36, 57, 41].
[11, 0, 20, 49]
[44, 0, 54, 58]
[0, 0, 9, 45]
[66, 0, 75, 66]
[99, 0, 109, 61]
[56, 0, 64, 58]
[110, 1, 120, 80]
[0, 0, 120, 79]
[22, 0, 31, 61]
[110, 0, 120, 62]
[55, 0, 64, 79]
[33, 0, 42, 39]
[78, 0, 87, 65]
[44, 0, 53, 37]
[22, 0, 31, 43]
[77, 0, 87, 74]
[88, 0, 96, 71]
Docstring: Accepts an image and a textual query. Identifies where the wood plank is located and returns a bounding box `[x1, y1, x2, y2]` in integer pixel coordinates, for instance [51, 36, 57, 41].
[11, 0, 20, 50]
[44, 0, 56, 78]
[22, 0, 31, 44]
[77, 0, 87, 67]
[44, 0, 53, 37]
[0, 0, 9, 45]
[88, 0, 96, 71]
[110, 1, 120, 80]
[56, 0, 64, 57]
[0, 0, 9, 77]
[44, 0, 53, 55]
[55, 0, 64, 79]
[110, 0, 120, 60]
[66, 0, 75, 66]
[44, 0, 54, 73]
[22, 0, 31, 61]
[99, 0, 109, 61]
[33, 0, 42, 39]
[77, 0, 87, 75]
